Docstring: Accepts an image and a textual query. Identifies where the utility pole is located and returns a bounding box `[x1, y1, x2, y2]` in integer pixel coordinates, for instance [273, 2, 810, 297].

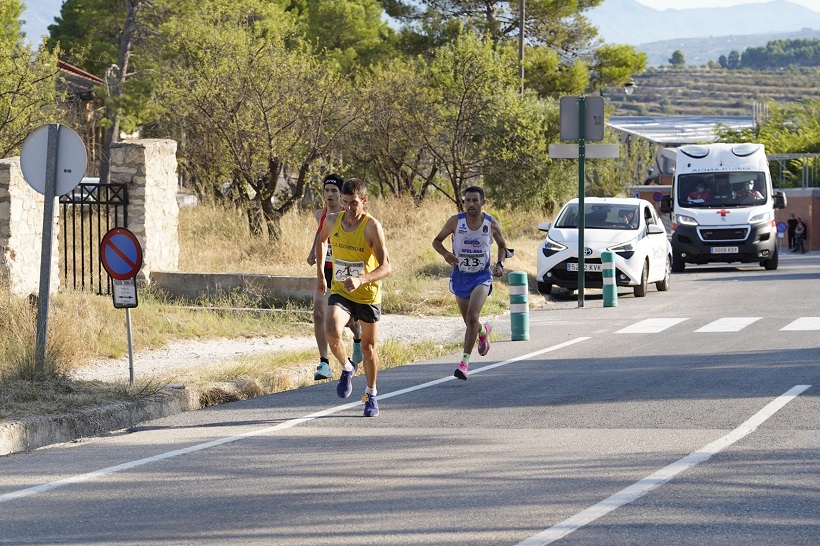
[518, 0, 525, 94]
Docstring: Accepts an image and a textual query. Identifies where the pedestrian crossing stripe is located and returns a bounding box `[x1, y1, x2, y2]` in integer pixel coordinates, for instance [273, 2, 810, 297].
[615, 318, 688, 334]
[695, 317, 762, 332]
[615, 317, 820, 333]
[782, 317, 820, 331]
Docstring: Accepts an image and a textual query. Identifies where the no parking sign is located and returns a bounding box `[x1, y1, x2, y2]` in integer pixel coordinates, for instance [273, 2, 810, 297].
[100, 228, 142, 308]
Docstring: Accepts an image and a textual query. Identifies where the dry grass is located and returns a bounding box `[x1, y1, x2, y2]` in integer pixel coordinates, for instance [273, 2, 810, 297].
[1, 192, 548, 420]
[177, 194, 546, 316]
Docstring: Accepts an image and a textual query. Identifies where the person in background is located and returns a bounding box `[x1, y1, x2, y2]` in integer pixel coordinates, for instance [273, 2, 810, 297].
[794, 217, 807, 254]
[307, 174, 362, 381]
[315, 178, 392, 417]
[688, 182, 711, 203]
[432, 186, 509, 380]
[787, 213, 798, 250]
[618, 209, 637, 228]
[733, 180, 763, 200]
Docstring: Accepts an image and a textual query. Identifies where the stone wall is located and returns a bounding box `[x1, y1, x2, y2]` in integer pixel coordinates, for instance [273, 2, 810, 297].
[110, 139, 180, 283]
[0, 157, 60, 297]
[1, 138, 180, 296]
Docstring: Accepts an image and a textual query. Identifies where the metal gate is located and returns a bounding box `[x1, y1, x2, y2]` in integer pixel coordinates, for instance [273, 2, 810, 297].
[59, 180, 128, 294]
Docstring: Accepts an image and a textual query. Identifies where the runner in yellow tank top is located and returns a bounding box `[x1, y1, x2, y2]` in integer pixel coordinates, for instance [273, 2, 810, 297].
[315, 178, 392, 417]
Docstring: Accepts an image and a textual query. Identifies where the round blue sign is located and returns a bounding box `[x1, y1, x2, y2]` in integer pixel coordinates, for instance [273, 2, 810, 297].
[653, 191, 663, 202]
[100, 228, 143, 280]
[776, 222, 787, 233]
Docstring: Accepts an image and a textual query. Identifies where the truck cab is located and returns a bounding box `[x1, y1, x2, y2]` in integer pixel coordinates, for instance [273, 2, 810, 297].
[660, 143, 786, 272]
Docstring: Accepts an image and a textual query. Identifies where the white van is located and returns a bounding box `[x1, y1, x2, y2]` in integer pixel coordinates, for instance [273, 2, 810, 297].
[660, 143, 786, 272]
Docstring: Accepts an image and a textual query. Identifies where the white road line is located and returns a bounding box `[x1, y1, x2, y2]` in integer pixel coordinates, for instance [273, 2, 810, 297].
[782, 317, 820, 331]
[516, 384, 812, 546]
[615, 318, 688, 334]
[0, 337, 590, 504]
[695, 317, 762, 332]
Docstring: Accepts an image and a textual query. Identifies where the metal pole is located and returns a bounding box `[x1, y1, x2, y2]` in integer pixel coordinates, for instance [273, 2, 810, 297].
[577, 96, 586, 308]
[126, 307, 134, 385]
[518, 0, 525, 94]
[34, 124, 61, 376]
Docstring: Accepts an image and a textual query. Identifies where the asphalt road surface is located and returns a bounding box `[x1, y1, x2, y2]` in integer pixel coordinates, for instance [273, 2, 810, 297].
[1, 252, 818, 545]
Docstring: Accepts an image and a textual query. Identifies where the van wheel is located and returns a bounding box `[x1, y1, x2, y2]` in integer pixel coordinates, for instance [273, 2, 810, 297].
[634, 261, 648, 297]
[537, 281, 552, 295]
[655, 258, 671, 292]
[763, 247, 779, 271]
[671, 251, 685, 273]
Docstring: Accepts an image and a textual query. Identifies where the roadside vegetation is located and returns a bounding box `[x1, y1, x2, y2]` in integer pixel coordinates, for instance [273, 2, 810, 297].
[0, 196, 546, 420]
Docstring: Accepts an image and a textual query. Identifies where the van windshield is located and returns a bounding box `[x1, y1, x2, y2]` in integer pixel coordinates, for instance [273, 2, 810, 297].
[554, 203, 639, 230]
[677, 172, 767, 208]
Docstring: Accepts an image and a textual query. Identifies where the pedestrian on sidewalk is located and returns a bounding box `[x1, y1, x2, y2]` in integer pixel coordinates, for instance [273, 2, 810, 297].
[315, 178, 392, 417]
[432, 186, 509, 380]
[787, 213, 798, 249]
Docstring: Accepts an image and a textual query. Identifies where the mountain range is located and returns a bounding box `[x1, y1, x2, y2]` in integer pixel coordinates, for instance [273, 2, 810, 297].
[588, 0, 820, 45]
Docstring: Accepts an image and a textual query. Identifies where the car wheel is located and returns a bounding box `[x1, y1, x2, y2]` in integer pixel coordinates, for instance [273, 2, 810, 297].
[655, 257, 671, 291]
[763, 246, 779, 271]
[634, 261, 648, 297]
[537, 281, 552, 295]
[671, 251, 685, 273]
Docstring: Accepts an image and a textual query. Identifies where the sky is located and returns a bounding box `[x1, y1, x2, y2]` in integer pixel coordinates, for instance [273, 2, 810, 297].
[636, 0, 819, 10]
[20, 0, 820, 42]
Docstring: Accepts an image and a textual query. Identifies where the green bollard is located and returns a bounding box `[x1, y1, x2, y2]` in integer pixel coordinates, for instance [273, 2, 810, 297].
[509, 271, 529, 340]
[602, 250, 617, 307]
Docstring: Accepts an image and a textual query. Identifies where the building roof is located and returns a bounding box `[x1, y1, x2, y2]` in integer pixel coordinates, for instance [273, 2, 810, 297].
[608, 115, 756, 146]
[57, 61, 103, 101]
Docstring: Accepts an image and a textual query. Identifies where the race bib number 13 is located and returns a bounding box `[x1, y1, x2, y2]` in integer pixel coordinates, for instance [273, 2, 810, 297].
[458, 253, 486, 273]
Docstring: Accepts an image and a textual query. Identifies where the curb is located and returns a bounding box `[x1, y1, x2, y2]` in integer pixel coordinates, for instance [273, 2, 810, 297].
[0, 388, 199, 457]
[0, 366, 318, 457]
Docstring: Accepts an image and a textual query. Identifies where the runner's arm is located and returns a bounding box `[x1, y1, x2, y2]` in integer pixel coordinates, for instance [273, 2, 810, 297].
[432, 215, 459, 266]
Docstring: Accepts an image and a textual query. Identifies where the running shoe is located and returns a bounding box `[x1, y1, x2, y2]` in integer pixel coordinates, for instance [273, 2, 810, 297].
[362, 393, 379, 417]
[336, 361, 357, 398]
[477, 322, 492, 356]
[454, 361, 469, 380]
[352, 341, 363, 365]
[314, 361, 333, 381]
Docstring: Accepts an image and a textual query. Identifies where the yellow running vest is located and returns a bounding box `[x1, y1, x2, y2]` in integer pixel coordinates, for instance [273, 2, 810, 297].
[330, 212, 381, 304]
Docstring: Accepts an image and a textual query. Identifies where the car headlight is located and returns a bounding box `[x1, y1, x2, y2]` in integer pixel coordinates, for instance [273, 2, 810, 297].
[543, 237, 566, 252]
[609, 239, 636, 253]
[675, 214, 698, 226]
[749, 211, 772, 224]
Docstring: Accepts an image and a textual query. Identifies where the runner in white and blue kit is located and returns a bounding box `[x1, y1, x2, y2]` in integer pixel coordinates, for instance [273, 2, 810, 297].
[432, 186, 509, 380]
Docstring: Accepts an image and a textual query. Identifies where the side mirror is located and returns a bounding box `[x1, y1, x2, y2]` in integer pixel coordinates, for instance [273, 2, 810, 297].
[773, 191, 787, 210]
[660, 195, 672, 214]
[648, 224, 665, 235]
[537, 221, 551, 232]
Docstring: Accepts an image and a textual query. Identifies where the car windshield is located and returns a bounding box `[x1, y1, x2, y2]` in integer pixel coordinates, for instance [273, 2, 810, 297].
[554, 203, 639, 230]
[677, 172, 767, 208]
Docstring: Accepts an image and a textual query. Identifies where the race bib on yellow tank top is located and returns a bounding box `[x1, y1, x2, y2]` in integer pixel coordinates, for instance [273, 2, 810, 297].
[329, 212, 381, 304]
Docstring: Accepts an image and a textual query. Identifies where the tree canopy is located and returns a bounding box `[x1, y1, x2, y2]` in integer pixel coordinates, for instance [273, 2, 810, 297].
[13, 0, 652, 232]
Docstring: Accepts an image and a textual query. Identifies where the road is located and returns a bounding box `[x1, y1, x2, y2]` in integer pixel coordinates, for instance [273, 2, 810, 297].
[1, 252, 818, 545]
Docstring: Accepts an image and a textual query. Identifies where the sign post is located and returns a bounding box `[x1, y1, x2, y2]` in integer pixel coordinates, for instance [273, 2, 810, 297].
[20, 124, 87, 376]
[100, 228, 143, 385]
[552, 96, 618, 308]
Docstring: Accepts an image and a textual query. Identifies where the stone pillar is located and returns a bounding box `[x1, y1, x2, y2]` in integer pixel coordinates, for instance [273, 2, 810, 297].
[109, 139, 180, 283]
[0, 157, 60, 297]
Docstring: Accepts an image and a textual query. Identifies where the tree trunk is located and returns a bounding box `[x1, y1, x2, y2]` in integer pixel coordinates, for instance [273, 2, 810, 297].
[99, 0, 141, 183]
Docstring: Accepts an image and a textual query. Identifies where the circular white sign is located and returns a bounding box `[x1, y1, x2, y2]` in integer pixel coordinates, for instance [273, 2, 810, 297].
[20, 124, 87, 196]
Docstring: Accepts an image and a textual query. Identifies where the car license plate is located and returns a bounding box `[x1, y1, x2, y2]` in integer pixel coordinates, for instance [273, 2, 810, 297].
[710, 246, 738, 254]
[567, 263, 602, 272]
